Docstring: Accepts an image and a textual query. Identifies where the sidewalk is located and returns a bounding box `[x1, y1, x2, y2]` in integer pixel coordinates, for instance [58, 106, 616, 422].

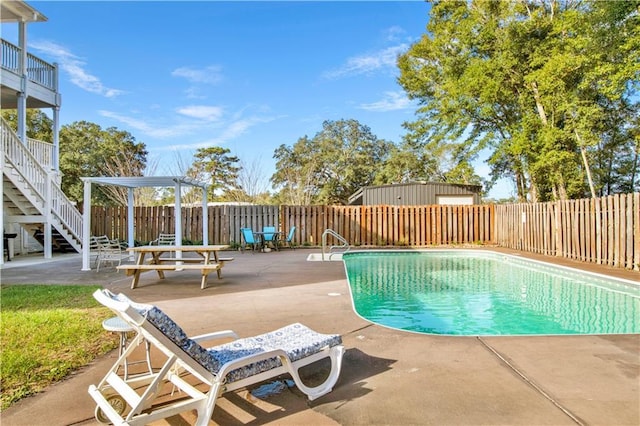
[2, 248, 638, 425]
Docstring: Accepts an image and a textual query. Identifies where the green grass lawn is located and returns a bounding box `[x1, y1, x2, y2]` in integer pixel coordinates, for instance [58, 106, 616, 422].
[0, 285, 118, 410]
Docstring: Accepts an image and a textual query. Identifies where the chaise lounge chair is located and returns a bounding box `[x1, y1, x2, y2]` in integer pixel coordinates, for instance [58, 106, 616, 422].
[88, 289, 344, 425]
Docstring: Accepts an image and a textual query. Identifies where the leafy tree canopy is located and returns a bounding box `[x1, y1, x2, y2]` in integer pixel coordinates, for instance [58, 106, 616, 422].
[59, 121, 147, 205]
[2, 110, 53, 142]
[186, 146, 240, 202]
[272, 119, 394, 205]
[398, 0, 639, 201]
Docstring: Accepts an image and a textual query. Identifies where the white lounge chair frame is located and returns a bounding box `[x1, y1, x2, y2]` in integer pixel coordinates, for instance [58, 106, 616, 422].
[90, 235, 129, 271]
[89, 289, 344, 425]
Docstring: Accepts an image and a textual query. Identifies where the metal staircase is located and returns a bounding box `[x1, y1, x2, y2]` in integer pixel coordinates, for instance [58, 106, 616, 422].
[2, 117, 83, 254]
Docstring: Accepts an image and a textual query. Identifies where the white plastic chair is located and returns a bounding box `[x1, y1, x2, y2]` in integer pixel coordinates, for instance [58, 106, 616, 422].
[89, 289, 344, 425]
[90, 235, 129, 271]
[149, 233, 176, 257]
[149, 233, 176, 246]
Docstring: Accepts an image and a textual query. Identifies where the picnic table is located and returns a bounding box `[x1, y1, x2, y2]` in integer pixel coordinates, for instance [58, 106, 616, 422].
[117, 245, 232, 290]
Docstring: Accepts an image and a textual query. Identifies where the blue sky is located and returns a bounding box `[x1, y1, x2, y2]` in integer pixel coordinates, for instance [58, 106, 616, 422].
[5, 1, 511, 199]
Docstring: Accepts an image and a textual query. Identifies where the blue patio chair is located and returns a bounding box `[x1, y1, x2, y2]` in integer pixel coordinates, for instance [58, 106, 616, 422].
[240, 228, 260, 253]
[281, 226, 296, 250]
[262, 226, 278, 250]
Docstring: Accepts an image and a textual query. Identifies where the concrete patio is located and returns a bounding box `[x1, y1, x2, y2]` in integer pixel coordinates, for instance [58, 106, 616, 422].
[1, 247, 638, 426]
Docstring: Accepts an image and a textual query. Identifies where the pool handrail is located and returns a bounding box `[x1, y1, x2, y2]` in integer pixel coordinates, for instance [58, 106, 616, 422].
[322, 229, 350, 261]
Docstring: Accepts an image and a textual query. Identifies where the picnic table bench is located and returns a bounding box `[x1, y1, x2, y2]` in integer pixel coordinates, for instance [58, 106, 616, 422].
[117, 245, 232, 290]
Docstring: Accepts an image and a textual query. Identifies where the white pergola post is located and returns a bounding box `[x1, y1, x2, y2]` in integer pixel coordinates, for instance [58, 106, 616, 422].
[81, 180, 92, 271]
[174, 181, 182, 260]
[127, 188, 135, 249]
[202, 186, 209, 245]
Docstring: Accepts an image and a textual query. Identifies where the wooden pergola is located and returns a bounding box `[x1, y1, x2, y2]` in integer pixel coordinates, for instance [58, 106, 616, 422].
[80, 176, 208, 271]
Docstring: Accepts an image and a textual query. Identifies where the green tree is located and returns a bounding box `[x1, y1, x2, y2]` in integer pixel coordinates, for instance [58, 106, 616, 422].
[398, 0, 639, 201]
[376, 129, 483, 187]
[1, 109, 53, 142]
[59, 121, 147, 205]
[374, 141, 438, 185]
[272, 119, 393, 205]
[271, 136, 319, 205]
[187, 146, 240, 202]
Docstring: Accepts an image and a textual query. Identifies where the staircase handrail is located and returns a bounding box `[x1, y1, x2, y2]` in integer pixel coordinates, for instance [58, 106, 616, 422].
[321, 229, 350, 261]
[1, 117, 83, 242]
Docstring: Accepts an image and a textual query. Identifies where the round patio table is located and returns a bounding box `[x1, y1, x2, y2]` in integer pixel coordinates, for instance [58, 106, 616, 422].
[102, 316, 153, 379]
[253, 231, 283, 251]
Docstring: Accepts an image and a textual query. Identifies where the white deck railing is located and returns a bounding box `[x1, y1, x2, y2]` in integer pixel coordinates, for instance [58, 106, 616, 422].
[1, 39, 57, 91]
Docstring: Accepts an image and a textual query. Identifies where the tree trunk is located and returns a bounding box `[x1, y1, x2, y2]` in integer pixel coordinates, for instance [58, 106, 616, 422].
[531, 82, 548, 125]
[575, 128, 597, 198]
[557, 176, 568, 201]
[529, 174, 539, 203]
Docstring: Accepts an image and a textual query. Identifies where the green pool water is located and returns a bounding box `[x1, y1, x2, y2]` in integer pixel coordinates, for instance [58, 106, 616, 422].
[343, 251, 640, 336]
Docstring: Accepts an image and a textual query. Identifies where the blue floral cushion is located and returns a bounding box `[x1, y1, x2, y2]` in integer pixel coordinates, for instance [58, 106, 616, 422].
[108, 292, 221, 373]
[209, 323, 342, 383]
[110, 292, 342, 384]
[144, 306, 221, 373]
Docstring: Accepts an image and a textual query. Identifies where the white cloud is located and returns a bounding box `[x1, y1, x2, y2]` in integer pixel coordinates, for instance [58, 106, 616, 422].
[359, 91, 413, 112]
[221, 116, 269, 140]
[171, 66, 223, 85]
[176, 105, 224, 122]
[99, 107, 280, 149]
[98, 110, 196, 138]
[323, 44, 408, 79]
[164, 114, 281, 151]
[30, 40, 123, 98]
[384, 26, 407, 43]
[184, 87, 207, 99]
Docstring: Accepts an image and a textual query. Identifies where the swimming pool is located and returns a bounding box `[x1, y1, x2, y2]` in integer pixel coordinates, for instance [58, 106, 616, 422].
[343, 250, 640, 336]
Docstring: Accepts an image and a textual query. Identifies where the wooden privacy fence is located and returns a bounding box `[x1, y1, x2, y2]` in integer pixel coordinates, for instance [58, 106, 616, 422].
[91, 193, 638, 270]
[495, 193, 639, 271]
[91, 204, 494, 247]
[91, 205, 279, 245]
[280, 205, 493, 246]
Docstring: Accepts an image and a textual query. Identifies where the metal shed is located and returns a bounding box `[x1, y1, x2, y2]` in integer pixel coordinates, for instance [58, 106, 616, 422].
[348, 182, 482, 206]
